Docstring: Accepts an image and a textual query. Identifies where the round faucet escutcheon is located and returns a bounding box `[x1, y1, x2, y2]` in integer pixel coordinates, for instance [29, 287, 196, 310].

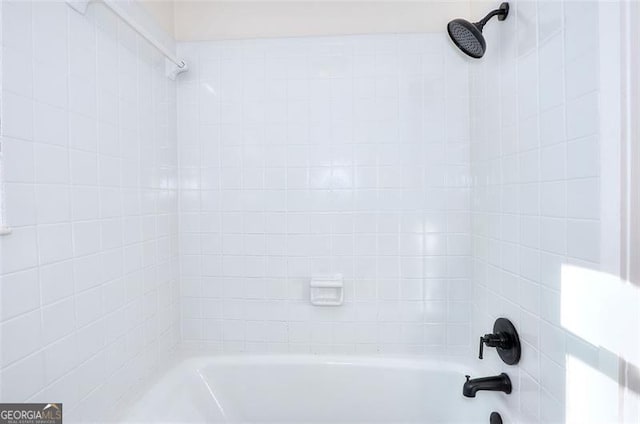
[478, 317, 521, 365]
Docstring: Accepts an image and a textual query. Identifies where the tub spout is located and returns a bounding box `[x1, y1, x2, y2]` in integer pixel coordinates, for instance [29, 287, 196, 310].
[462, 373, 511, 398]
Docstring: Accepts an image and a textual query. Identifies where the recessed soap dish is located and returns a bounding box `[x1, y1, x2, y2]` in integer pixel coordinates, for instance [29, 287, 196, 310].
[310, 274, 343, 306]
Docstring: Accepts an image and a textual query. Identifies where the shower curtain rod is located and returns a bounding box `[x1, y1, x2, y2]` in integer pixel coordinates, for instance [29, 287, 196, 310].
[66, 0, 188, 79]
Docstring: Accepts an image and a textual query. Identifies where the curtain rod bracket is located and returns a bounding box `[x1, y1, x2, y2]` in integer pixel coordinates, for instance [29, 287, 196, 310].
[166, 59, 189, 81]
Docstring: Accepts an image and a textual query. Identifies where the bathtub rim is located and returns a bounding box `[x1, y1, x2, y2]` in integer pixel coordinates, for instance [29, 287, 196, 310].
[114, 352, 513, 423]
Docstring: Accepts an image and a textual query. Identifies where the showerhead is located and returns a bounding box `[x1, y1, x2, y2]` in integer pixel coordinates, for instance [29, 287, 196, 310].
[447, 19, 486, 59]
[447, 2, 509, 59]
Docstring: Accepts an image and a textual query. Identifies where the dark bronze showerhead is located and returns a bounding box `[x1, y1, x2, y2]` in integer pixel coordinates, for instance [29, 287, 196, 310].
[447, 2, 509, 59]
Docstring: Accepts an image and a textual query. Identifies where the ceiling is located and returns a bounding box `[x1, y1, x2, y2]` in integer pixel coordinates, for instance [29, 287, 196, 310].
[140, 1, 472, 41]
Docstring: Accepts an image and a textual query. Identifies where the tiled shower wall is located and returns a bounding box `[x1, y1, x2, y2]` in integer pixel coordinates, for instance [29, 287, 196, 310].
[0, 1, 180, 421]
[469, 1, 631, 423]
[176, 34, 473, 354]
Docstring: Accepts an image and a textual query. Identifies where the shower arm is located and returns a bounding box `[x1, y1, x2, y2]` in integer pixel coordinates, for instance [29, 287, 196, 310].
[474, 3, 510, 30]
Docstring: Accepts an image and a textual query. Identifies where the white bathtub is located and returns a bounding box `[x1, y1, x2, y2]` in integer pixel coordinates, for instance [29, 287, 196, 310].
[119, 355, 508, 423]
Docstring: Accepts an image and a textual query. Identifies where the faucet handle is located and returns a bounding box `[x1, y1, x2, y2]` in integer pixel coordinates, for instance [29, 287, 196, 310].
[478, 318, 522, 365]
[479, 333, 506, 359]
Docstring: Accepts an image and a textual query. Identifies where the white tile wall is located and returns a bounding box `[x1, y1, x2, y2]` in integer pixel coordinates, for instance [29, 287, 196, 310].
[1, 1, 631, 423]
[469, 1, 629, 423]
[0, 0, 5, 234]
[0, 1, 179, 421]
[176, 34, 473, 355]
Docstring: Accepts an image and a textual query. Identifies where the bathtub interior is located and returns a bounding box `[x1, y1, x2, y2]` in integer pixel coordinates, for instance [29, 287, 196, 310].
[119, 356, 507, 423]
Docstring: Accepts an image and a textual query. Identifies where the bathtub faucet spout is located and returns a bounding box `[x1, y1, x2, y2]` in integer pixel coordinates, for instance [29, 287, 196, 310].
[462, 373, 511, 398]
